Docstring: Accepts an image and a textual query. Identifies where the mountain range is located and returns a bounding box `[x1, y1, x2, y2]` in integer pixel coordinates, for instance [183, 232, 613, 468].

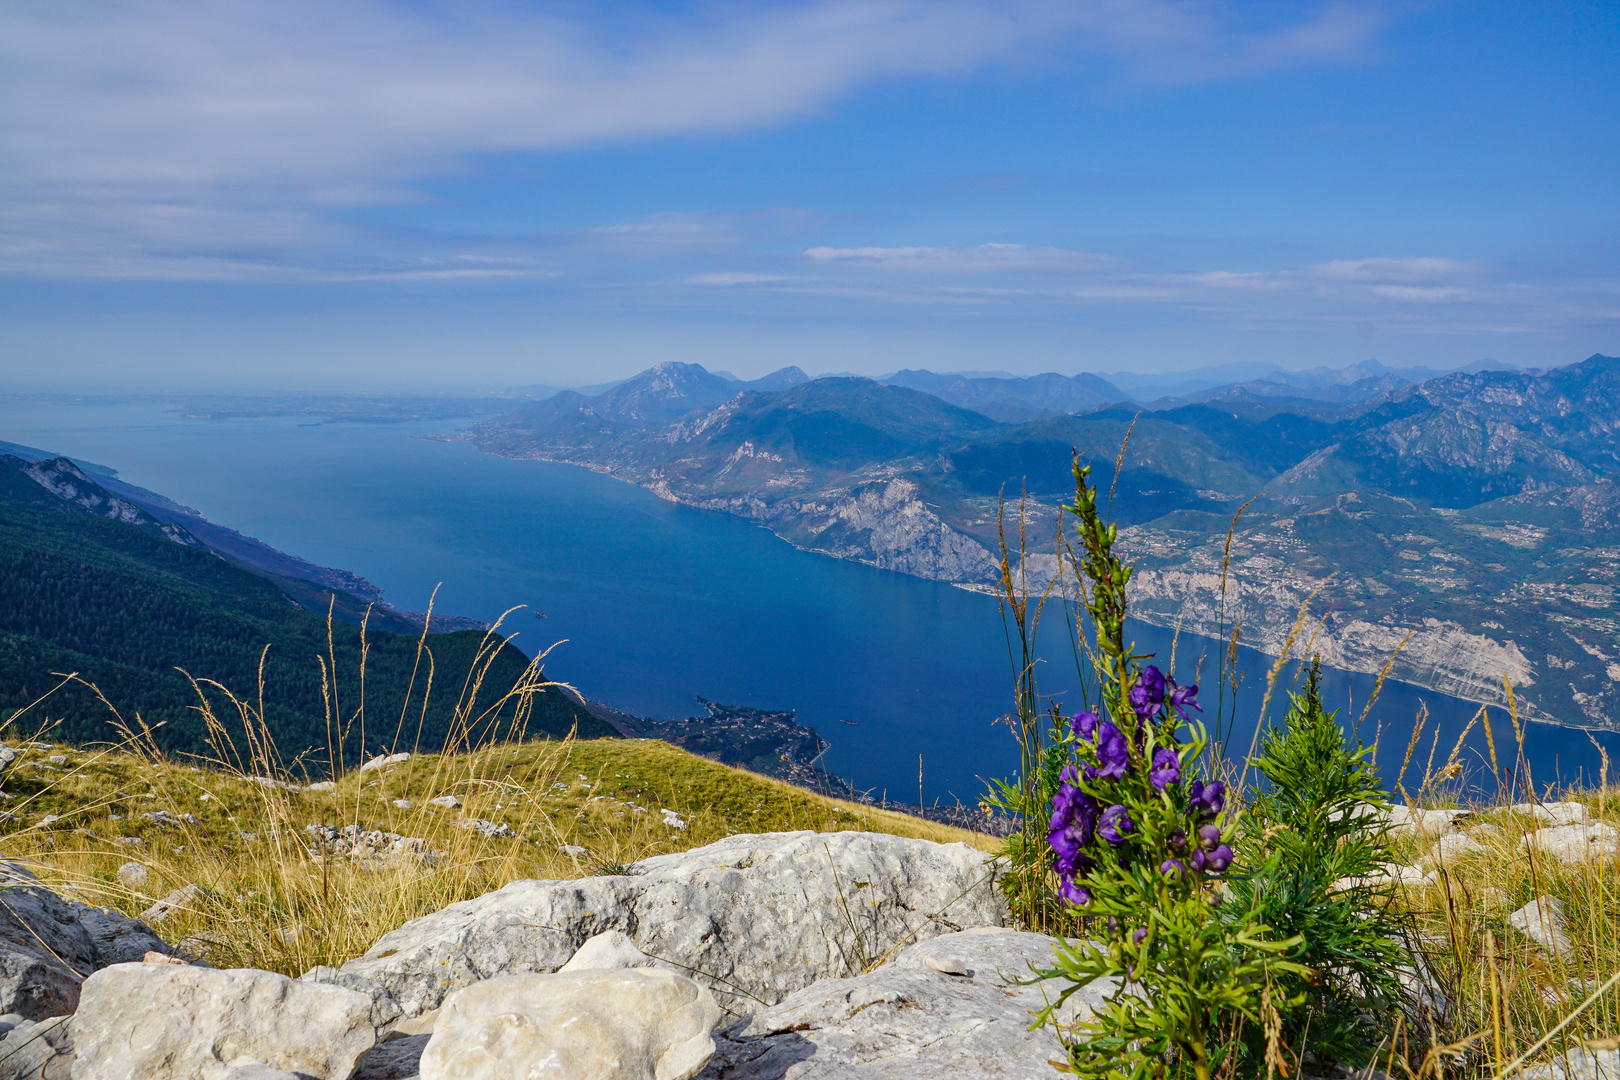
[451, 354, 1620, 732]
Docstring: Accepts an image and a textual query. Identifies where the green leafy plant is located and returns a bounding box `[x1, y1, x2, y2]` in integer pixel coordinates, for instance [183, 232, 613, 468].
[1033, 456, 1305, 1080]
[1226, 657, 1411, 1069]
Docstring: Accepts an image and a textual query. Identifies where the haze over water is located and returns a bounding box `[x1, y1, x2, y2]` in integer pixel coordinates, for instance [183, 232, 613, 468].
[6, 398, 1615, 804]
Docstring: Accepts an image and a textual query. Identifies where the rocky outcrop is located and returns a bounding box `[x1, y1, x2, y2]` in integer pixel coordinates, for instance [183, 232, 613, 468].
[310, 831, 1005, 1022]
[70, 963, 376, 1080]
[0, 863, 174, 1019]
[699, 927, 1116, 1080]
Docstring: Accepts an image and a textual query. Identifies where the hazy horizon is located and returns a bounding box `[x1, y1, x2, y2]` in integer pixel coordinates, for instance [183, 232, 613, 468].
[2, 2, 1615, 392]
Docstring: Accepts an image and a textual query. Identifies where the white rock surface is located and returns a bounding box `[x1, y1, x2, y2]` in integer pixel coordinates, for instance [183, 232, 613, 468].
[70, 962, 377, 1080]
[419, 969, 720, 1080]
[1429, 832, 1487, 866]
[427, 796, 460, 809]
[1507, 895, 1574, 957]
[1512, 801, 1590, 826]
[699, 928, 1118, 1080]
[1388, 806, 1471, 836]
[1515, 1047, 1620, 1080]
[114, 862, 148, 890]
[1521, 822, 1620, 865]
[559, 930, 665, 974]
[313, 831, 1004, 1020]
[0, 866, 174, 1019]
[360, 753, 412, 774]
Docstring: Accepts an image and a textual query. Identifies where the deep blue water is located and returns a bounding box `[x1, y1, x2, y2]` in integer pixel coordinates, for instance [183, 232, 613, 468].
[4, 399, 1616, 803]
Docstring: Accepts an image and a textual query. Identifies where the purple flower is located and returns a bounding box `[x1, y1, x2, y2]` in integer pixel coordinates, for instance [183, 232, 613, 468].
[1198, 823, 1223, 851]
[1188, 848, 1207, 872]
[1170, 680, 1202, 716]
[1132, 926, 1149, 944]
[1070, 711, 1100, 740]
[1160, 859, 1186, 881]
[1058, 877, 1092, 907]
[1150, 747, 1181, 791]
[1205, 844, 1234, 873]
[1188, 779, 1226, 819]
[1167, 827, 1186, 852]
[1138, 665, 1166, 701]
[1099, 804, 1135, 846]
[1087, 721, 1129, 781]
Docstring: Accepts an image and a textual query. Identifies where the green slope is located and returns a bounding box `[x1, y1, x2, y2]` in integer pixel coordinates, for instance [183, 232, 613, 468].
[0, 498, 613, 762]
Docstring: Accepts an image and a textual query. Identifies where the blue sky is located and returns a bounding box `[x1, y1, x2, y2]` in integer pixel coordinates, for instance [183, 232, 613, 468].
[1, 1, 1616, 390]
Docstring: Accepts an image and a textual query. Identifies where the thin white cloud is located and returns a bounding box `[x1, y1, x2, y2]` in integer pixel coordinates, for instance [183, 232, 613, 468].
[805, 243, 1117, 272]
[0, 0, 1386, 279]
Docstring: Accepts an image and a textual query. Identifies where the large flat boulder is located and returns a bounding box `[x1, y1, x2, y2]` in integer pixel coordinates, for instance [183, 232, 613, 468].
[70, 962, 376, 1080]
[312, 831, 1004, 1021]
[699, 927, 1117, 1080]
[0, 863, 174, 1019]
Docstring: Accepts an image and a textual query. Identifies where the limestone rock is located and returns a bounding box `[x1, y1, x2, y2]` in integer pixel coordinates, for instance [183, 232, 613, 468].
[1521, 822, 1620, 865]
[0, 1012, 74, 1080]
[701, 928, 1118, 1079]
[355, 1032, 432, 1080]
[428, 796, 460, 809]
[140, 884, 208, 926]
[418, 969, 720, 1080]
[115, 862, 148, 890]
[70, 962, 377, 1080]
[317, 831, 1004, 1020]
[559, 930, 663, 974]
[1515, 1047, 1620, 1080]
[360, 753, 412, 774]
[1513, 801, 1590, 826]
[1388, 806, 1471, 837]
[0, 873, 172, 1019]
[1430, 832, 1487, 867]
[1507, 895, 1574, 958]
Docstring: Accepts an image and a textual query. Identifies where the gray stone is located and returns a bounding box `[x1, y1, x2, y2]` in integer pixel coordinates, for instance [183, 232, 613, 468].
[70, 962, 377, 1080]
[1388, 806, 1471, 836]
[1429, 832, 1487, 867]
[0, 1012, 74, 1080]
[1507, 895, 1574, 958]
[355, 1032, 432, 1080]
[699, 928, 1118, 1080]
[427, 796, 460, 809]
[316, 831, 1004, 1021]
[1516, 1048, 1620, 1080]
[219, 1062, 306, 1080]
[455, 819, 510, 839]
[139, 884, 208, 927]
[306, 781, 337, 792]
[0, 874, 172, 1019]
[115, 863, 148, 890]
[1521, 822, 1620, 865]
[1512, 801, 1590, 826]
[558, 930, 664, 974]
[418, 969, 720, 1080]
[360, 753, 412, 774]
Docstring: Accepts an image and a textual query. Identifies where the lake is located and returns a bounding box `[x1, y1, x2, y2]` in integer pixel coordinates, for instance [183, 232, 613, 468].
[4, 397, 1615, 804]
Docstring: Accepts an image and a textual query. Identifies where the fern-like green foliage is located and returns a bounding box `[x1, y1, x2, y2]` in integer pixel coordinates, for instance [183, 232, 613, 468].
[1227, 658, 1411, 1067]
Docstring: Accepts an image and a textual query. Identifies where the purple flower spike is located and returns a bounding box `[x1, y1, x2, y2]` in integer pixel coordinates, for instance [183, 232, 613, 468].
[1070, 710, 1100, 740]
[1160, 859, 1186, 881]
[1198, 823, 1222, 851]
[1150, 747, 1181, 791]
[1099, 804, 1135, 846]
[1205, 844, 1234, 873]
[1058, 878, 1092, 907]
[1089, 721, 1129, 781]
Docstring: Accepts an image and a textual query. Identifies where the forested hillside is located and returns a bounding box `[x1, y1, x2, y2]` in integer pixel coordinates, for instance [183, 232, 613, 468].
[0, 470, 611, 762]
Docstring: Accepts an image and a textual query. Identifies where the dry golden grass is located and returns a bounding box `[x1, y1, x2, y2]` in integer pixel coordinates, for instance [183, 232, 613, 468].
[0, 733, 989, 979]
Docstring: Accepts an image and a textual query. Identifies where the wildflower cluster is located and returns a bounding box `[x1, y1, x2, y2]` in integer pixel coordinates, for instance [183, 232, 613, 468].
[1033, 455, 1303, 1080]
[1047, 665, 1233, 911]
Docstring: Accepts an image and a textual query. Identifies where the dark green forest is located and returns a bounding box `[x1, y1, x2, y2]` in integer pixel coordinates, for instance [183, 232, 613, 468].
[0, 477, 613, 767]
